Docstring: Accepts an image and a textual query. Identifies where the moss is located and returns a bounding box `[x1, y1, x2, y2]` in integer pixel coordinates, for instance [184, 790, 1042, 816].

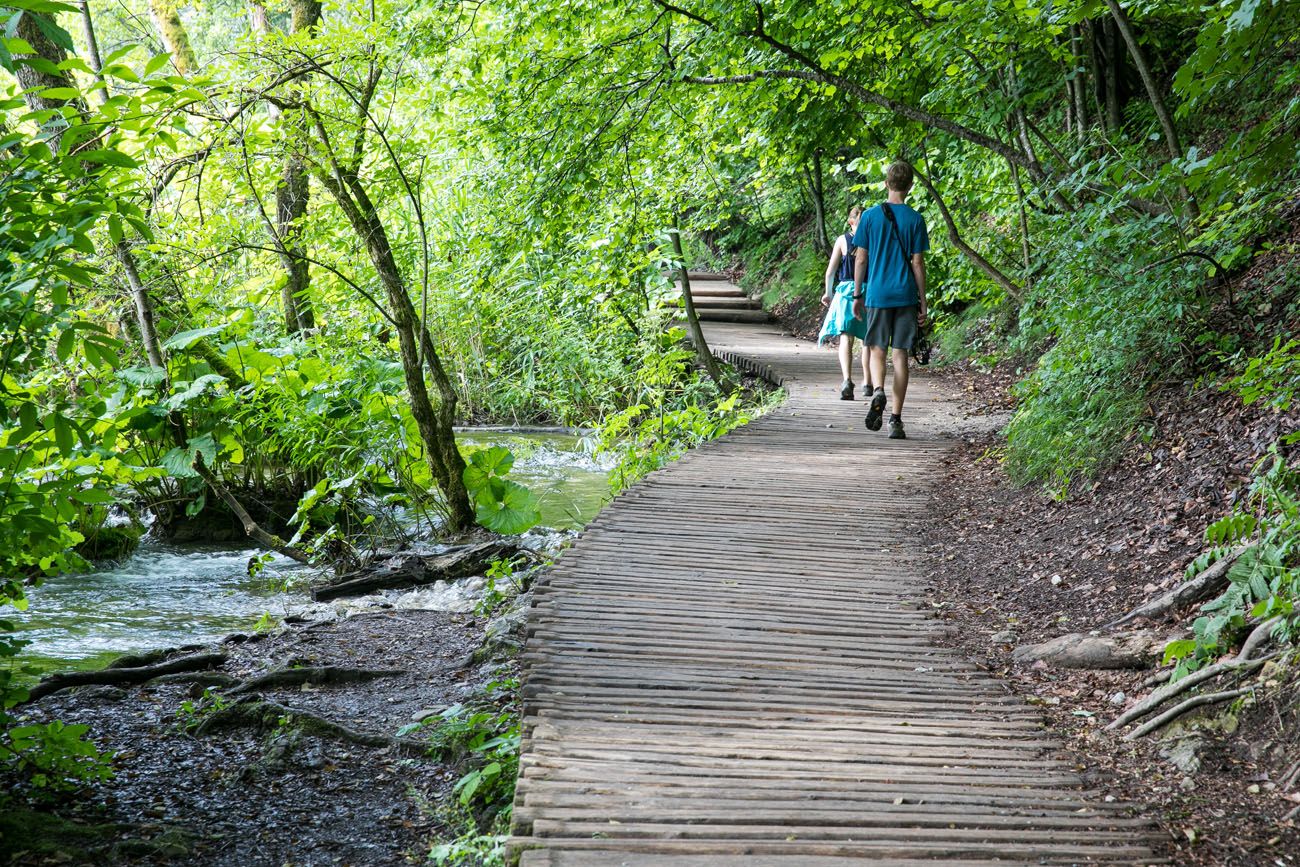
[0, 803, 122, 859]
[74, 523, 144, 562]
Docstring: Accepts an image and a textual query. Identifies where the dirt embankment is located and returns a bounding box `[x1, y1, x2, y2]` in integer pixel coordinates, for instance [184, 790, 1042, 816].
[924, 357, 1300, 866]
[3, 596, 527, 866]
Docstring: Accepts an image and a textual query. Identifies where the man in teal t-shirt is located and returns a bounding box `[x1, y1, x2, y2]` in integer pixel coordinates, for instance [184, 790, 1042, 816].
[851, 160, 929, 440]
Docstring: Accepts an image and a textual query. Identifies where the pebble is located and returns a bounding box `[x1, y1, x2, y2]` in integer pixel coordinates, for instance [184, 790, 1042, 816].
[1247, 783, 1261, 794]
[1050, 575, 1063, 586]
[1180, 776, 1196, 791]
[1109, 691, 1126, 705]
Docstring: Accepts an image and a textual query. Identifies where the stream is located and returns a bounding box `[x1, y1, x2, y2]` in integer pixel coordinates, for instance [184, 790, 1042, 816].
[10, 432, 612, 681]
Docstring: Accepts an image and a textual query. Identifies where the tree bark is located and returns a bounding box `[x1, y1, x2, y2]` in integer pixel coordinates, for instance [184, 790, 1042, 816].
[148, 0, 197, 74]
[1069, 25, 1088, 143]
[13, 13, 79, 115]
[669, 221, 727, 392]
[1102, 17, 1124, 132]
[810, 149, 829, 254]
[272, 0, 322, 334]
[1104, 0, 1199, 218]
[1009, 161, 1032, 291]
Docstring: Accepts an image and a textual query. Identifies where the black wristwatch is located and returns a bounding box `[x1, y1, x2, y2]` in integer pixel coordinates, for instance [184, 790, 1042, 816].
[852, 293, 864, 300]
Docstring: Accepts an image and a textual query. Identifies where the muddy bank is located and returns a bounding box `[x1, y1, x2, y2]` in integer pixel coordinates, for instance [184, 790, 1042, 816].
[922, 360, 1300, 866]
[3, 587, 529, 865]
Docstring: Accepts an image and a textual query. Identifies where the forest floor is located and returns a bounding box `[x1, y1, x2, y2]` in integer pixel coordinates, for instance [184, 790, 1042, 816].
[920, 356, 1300, 867]
[3, 598, 524, 866]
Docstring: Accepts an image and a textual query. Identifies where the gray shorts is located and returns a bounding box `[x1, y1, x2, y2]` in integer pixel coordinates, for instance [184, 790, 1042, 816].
[865, 305, 918, 351]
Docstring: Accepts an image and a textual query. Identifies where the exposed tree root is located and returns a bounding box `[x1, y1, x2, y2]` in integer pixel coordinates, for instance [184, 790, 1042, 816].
[312, 539, 519, 601]
[1125, 687, 1254, 740]
[1108, 617, 1281, 734]
[1012, 629, 1164, 669]
[192, 696, 424, 753]
[1103, 546, 1248, 631]
[149, 672, 241, 689]
[226, 666, 406, 695]
[22, 652, 229, 704]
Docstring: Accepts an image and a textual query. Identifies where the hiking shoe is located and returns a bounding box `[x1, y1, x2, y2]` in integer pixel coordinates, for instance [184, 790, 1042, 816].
[839, 379, 855, 401]
[888, 415, 907, 439]
[864, 389, 886, 431]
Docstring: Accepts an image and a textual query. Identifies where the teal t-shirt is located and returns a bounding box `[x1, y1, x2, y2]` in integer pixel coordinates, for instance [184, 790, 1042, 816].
[852, 202, 930, 308]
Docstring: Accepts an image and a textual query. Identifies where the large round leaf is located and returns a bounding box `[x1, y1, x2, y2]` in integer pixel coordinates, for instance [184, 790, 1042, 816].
[474, 478, 541, 535]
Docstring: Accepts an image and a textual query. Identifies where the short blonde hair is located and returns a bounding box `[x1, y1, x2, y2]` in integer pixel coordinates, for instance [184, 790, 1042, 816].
[885, 161, 914, 192]
[846, 204, 862, 226]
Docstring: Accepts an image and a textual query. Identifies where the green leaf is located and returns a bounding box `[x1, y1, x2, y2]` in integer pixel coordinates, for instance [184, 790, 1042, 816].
[162, 325, 227, 351]
[1162, 639, 1197, 665]
[474, 479, 541, 535]
[55, 327, 74, 362]
[463, 446, 515, 491]
[77, 148, 138, 168]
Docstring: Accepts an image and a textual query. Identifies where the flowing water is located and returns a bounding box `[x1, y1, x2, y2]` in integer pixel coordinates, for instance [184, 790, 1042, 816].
[9, 432, 612, 680]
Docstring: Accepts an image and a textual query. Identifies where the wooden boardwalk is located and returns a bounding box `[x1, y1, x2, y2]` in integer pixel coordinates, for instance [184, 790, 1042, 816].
[511, 309, 1161, 865]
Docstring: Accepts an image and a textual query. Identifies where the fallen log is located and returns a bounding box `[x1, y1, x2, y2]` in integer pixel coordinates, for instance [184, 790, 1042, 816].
[21, 652, 228, 704]
[1103, 545, 1249, 631]
[1012, 630, 1167, 670]
[312, 539, 519, 602]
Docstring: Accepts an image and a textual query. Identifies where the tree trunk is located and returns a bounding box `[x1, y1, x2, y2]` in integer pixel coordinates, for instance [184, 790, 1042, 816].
[1009, 161, 1032, 292]
[248, 0, 270, 34]
[669, 221, 727, 392]
[810, 150, 829, 254]
[78, 1, 104, 73]
[148, 0, 197, 74]
[1102, 17, 1124, 132]
[318, 167, 474, 531]
[273, 0, 321, 334]
[1069, 25, 1088, 143]
[1104, 0, 1199, 218]
[13, 13, 78, 115]
[912, 167, 1024, 303]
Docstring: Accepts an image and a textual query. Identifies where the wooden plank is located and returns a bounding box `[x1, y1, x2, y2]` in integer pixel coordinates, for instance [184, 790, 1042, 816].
[511, 308, 1162, 862]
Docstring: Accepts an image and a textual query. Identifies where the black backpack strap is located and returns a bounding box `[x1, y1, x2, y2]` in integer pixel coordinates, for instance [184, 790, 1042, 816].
[881, 203, 916, 291]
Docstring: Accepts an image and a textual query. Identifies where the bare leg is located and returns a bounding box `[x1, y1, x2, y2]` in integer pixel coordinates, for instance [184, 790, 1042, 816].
[869, 345, 886, 392]
[891, 348, 910, 415]
[837, 335, 853, 382]
[860, 346, 872, 391]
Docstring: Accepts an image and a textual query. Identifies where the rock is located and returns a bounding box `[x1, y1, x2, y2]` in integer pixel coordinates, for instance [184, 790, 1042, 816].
[1160, 736, 1203, 774]
[1109, 691, 1127, 705]
[411, 707, 446, 724]
[990, 630, 1017, 644]
[1247, 783, 1261, 794]
[1179, 776, 1196, 791]
[1011, 630, 1166, 670]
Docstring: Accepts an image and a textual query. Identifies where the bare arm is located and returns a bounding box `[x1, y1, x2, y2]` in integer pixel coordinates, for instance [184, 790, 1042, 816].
[912, 253, 927, 324]
[822, 238, 844, 304]
[852, 247, 868, 320]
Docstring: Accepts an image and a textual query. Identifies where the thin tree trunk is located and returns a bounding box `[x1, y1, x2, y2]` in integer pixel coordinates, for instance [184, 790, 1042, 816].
[117, 244, 167, 370]
[810, 149, 829, 254]
[248, 0, 270, 34]
[1102, 17, 1124, 132]
[1009, 161, 1032, 292]
[273, 0, 321, 334]
[912, 167, 1024, 303]
[78, 1, 104, 73]
[669, 220, 727, 392]
[1069, 25, 1088, 143]
[1104, 0, 1199, 218]
[316, 166, 473, 531]
[149, 0, 197, 74]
